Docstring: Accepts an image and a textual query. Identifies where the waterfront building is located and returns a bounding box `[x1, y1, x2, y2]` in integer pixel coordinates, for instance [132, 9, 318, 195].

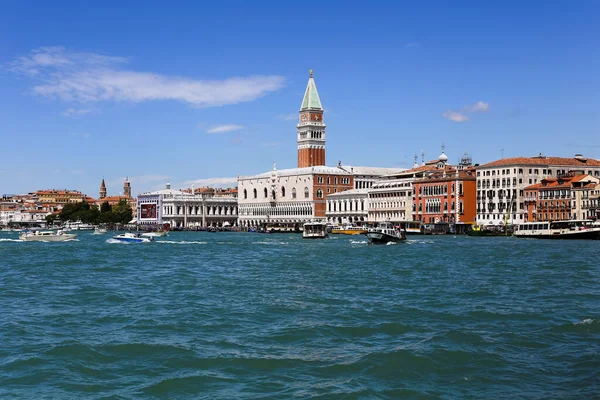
[35, 189, 94, 205]
[325, 188, 369, 224]
[366, 150, 466, 224]
[237, 71, 356, 229]
[475, 154, 600, 226]
[523, 174, 599, 221]
[588, 183, 600, 221]
[137, 182, 238, 228]
[238, 164, 353, 228]
[412, 164, 477, 226]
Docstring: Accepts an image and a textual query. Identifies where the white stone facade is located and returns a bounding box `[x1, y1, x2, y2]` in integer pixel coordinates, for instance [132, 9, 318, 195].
[237, 165, 352, 227]
[137, 184, 238, 228]
[325, 189, 369, 224]
[476, 156, 600, 226]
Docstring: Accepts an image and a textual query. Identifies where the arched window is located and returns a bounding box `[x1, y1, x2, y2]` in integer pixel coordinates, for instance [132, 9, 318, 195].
[281, 187, 285, 197]
[304, 187, 309, 198]
[317, 188, 323, 199]
[292, 188, 297, 199]
[272, 190, 276, 199]
[264, 188, 268, 198]
[244, 189, 247, 199]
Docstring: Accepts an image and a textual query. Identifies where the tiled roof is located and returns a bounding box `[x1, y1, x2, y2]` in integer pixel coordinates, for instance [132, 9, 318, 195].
[481, 156, 600, 167]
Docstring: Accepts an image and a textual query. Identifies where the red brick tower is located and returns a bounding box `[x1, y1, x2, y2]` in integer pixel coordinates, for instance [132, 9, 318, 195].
[297, 69, 326, 168]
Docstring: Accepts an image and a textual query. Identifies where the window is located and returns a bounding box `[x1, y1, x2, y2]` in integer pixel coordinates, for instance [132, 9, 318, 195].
[281, 187, 285, 197]
[292, 188, 297, 199]
[244, 189, 247, 199]
[316, 188, 323, 198]
[304, 187, 309, 198]
[264, 188, 268, 198]
[334, 177, 338, 184]
[253, 189, 257, 199]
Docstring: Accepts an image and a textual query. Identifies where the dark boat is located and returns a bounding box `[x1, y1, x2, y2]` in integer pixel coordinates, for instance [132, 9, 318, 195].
[365, 222, 406, 244]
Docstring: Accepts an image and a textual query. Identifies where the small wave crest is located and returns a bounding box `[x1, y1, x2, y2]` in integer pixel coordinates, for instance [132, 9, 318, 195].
[156, 240, 207, 245]
[0, 238, 23, 242]
[349, 240, 367, 244]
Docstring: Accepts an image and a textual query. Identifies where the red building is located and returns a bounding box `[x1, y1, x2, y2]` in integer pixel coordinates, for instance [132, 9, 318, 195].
[412, 165, 477, 226]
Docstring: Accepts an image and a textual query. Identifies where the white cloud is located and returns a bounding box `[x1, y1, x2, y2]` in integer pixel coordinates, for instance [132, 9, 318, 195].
[9, 46, 285, 108]
[275, 113, 297, 121]
[405, 42, 420, 49]
[61, 107, 92, 117]
[463, 101, 489, 113]
[182, 177, 238, 187]
[442, 111, 470, 122]
[206, 124, 244, 134]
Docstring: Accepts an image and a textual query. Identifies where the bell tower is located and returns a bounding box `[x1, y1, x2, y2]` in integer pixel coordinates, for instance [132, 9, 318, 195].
[99, 178, 107, 199]
[297, 69, 326, 168]
[123, 177, 131, 198]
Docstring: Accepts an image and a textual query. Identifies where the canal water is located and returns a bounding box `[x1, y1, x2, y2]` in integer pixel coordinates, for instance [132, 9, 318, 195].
[1, 232, 598, 398]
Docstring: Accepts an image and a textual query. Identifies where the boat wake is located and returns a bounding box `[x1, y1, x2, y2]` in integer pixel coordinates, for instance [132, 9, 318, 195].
[0, 238, 23, 242]
[349, 240, 367, 244]
[105, 238, 131, 244]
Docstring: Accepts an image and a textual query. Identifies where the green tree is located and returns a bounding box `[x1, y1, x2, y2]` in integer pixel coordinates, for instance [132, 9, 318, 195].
[100, 201, 111, 213]
[112, 200, 133, 224]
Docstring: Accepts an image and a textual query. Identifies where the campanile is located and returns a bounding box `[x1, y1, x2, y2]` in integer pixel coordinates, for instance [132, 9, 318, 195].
[297, 70, 326, 168]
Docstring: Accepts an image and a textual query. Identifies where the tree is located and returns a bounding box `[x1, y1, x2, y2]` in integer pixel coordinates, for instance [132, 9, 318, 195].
[112, 200, 133, 224]
[100, 201, 111, 213]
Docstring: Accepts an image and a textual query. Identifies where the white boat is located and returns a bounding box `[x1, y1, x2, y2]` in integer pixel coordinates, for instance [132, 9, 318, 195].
[19, 230, 77, 242]
[112, 232, 153, 243]
[365, 222, 406, 244]
[514, 220, 600, 240]
[141, 230, 168, 238]
[302, 221, 329, 239]
[93, 227, 107, 235]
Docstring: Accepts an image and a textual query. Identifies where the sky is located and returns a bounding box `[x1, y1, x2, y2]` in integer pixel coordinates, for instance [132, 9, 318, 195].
[1, 0, 598, 197]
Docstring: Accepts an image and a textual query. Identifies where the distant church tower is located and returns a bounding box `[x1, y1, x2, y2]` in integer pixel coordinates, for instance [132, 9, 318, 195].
[99, 178, 107, 199]
[123, 177, 131, 198]
[297, 69, 326, 168]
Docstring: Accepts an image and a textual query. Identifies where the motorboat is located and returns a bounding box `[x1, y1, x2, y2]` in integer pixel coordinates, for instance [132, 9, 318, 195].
[19, 230, 77, 242]
[302, 221, 328, 239]
[112, 232, 153, 243]
[331, 223, 368, 235]
[513, 220, 600, 240]
[94, 227, 107, 235]
[365, 222, 406, 244]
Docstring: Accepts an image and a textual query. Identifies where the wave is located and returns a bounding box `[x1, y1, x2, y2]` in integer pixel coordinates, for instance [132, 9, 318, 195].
[156, 240, 208, 245]
[0, 238, 23, 242]
[251, 241, 289, 245]
[349, 240, 367, 244]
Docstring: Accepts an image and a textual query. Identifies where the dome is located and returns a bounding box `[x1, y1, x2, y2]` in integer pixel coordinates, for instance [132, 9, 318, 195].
[439, 151, 448, 162]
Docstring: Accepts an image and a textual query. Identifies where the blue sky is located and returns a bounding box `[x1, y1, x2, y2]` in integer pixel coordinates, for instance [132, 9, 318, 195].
[1, 1, 598, 196]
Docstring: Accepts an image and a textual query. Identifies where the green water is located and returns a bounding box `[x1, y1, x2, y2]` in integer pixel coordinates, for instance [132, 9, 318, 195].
[0, 232, 598, 399]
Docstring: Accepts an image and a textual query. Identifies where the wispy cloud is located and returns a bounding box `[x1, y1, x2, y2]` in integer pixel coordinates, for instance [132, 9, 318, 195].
[61, 107, 92, 117]
[206, 124, 244, 134]
[182, 177, 238, 187]
[405, 42, 420, 49]
[275, 113, 297, 121]
[9, 46, 285, 108]
[262, 141, 282, 147]
[442, 111, 470, 122]
[463, 101, 489, 113]
[443, 101, 490, 122]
